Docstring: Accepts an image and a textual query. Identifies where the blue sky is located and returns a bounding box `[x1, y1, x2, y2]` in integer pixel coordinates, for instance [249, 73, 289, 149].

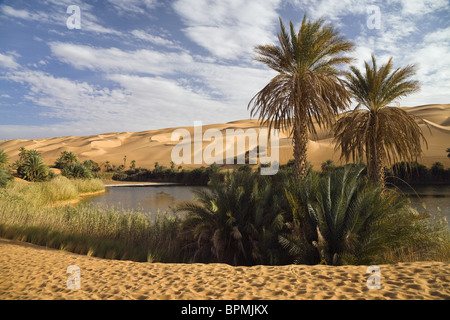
[0, 0, 449, 140]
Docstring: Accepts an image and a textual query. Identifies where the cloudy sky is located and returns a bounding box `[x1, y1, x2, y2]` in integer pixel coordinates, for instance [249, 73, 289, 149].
[0, 0, 449, 139]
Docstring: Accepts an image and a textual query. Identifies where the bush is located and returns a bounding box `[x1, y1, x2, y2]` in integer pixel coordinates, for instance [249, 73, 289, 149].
[0, 149, 8, 168]
[176, 168, 286, 265]
[62, 162, 94, 179]
[0, 167, 12, 188]
[17, 152, 50, 182]
[54, 151, 78, 169]
[280, 164, 450, 265]
[82, 160, 101, 173]
[112, 172, 128, 181]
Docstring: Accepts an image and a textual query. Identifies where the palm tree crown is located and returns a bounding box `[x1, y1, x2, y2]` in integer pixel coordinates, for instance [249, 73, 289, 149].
[334, 54, 427, 186]
[249, 15, 354, 179]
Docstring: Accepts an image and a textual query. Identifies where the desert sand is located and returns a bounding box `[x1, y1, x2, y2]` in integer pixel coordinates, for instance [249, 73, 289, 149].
[0, 238, 448, 300]
[0, 104, 449, 170]
[1, 104, 449, 301]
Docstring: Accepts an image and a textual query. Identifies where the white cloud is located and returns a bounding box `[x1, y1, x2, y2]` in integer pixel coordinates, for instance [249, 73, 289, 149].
[49, 42, 193, 76]
[49, 41, 276, 106]
[130, 30, 179, 48]
[107, 0, 158, 15]
[396, 0, 449, 16]
[1, 3, 121, 36]
[173, 0, 281, 60]
[0, 53, 20, 69]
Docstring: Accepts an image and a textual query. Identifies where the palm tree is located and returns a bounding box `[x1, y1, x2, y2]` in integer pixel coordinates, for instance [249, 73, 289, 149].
[18, 153, 49, 182]
[175, 169, 285, 265]
[280, 164, 449, 265]
[248, 15, 354, 179]
[334, 54, 427, 187]
[55, 151, 78, 168]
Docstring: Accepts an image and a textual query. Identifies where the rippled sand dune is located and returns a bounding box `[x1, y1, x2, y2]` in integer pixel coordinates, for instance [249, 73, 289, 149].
[0, 239, 448, 300]
[1, 104, 448, 170]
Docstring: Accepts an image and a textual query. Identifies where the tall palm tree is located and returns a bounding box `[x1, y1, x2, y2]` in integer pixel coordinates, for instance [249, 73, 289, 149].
[334, 54, 427, 187]
[248, 15, 354, 179]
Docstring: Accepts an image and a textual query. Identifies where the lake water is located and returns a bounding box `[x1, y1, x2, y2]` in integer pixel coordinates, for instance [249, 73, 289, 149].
[83, 185, 205, 215]
[83, 184, 450, 229]
[395, 185, 450, 228]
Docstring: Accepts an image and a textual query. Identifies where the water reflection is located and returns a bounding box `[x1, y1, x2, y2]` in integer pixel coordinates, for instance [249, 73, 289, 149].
[84, 184, 450, 229]
[82, 186, 205, 215]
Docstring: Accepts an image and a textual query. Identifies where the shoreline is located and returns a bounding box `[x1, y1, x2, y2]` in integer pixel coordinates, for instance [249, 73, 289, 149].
[103, 182, 182, 187]
[0, 238, 448, 300]
[51, 189, 106, 207]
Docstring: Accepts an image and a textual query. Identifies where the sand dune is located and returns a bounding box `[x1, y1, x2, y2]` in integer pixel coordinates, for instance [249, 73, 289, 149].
[0, 238, 448, 300]
[0, 104, 449, 170]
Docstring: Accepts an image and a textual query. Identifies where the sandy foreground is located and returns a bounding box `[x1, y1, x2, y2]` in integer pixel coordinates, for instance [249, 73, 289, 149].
[0, 239, 448, 300]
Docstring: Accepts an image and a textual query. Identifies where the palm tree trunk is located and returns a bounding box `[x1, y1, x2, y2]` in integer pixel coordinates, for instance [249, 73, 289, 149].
[371, 140, 385, 188]
[293, 116, 308, 180]
[375, 143, 385, 188]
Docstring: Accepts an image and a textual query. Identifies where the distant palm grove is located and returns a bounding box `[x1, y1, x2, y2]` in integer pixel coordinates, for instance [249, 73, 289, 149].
[0, 15, 449, 266]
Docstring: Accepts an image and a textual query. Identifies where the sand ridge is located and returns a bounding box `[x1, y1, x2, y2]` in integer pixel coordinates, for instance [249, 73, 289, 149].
[0, 238, 448, 300]
[1, 104, 448, 170]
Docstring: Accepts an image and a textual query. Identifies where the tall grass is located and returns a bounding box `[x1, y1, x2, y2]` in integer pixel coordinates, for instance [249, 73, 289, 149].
[71, 178, 105, 194]
[3, 176, 104, 205]
[0, 188, 183, 262]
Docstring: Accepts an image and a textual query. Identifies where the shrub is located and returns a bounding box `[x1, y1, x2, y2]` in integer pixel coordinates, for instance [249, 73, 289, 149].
[176, 169, 286, 265]
[280, 164, 450, 265]
[0, 167, 12, 188]
[17, 152, 50, 182]
[82, 160, 101, 173]
[62, 162, 94, 179]
[54, 151, 78, 169]
[0, 149, 8, 168]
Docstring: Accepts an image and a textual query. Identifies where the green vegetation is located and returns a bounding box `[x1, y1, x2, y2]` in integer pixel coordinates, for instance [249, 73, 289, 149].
[112, 163, 223, 186]
[0, 196, 181, 262]
[3, 175, 103, 205]
[55, 151, 78, 169]
[62, 162, 94, 179]
[16, 148, 51, 182]
[386, 161, 450, 185]
[249, 15, 354, 179]
[54, 151, 100, 179]
[0, 149, 12, 188]
[176, 167, 286, 265]
[0, 154, 448, 265]
[280, 164, 449, 265]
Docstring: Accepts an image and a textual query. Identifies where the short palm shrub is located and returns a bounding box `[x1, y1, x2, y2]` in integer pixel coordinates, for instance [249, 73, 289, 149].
[280, 164, 450, 265]
[176, 169, 285, 266]
[54, 151, 78, 169]
[62, 162, 93, 179]
[17, 152, 50, 182]
[0, 167, 12, 188]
